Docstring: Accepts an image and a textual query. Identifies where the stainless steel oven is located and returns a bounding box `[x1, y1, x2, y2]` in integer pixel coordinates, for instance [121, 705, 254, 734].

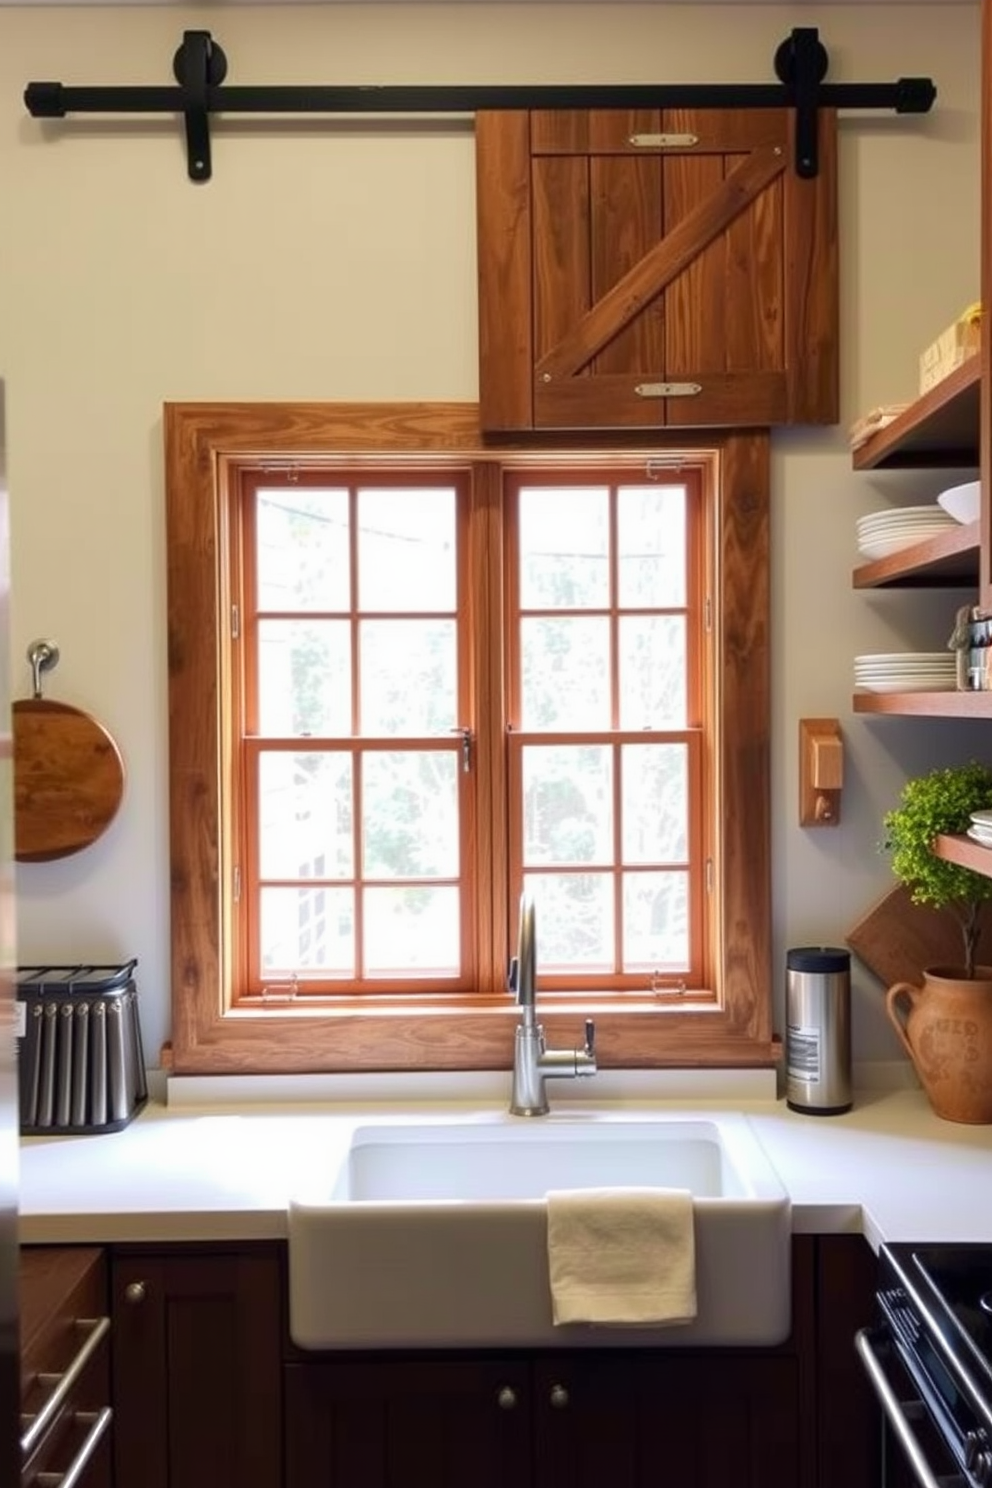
[858, 1243, 992, 1488]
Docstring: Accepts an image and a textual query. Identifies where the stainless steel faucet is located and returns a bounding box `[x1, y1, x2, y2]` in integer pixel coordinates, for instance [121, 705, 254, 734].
[507, 891, 597, 1116]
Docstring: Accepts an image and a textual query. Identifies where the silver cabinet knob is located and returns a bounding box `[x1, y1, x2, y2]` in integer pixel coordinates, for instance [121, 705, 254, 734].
[124, 1280, 147, 1304]
[549, 1383, 570, 1408]
[496, 1386, 518, 1410]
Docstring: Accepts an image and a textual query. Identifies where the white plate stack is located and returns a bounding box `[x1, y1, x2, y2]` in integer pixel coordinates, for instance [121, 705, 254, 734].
[856, 505, 958, 561]
[968, 810, 992, 849]
[854, 652, 957, 693]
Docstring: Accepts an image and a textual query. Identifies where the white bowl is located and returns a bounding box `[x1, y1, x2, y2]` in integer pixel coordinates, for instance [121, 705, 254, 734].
[937, 481, 981, 525]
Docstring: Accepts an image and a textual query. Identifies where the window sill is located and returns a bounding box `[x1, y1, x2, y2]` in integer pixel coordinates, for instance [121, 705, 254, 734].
[163, 1001, 782, 1075]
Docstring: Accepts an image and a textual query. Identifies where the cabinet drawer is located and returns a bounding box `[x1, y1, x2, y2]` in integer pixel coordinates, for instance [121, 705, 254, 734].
[20, 1247, 111, 1488]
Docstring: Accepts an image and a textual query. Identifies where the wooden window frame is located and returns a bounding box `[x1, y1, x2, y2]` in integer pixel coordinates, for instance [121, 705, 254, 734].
[164, 402, 775, 1074]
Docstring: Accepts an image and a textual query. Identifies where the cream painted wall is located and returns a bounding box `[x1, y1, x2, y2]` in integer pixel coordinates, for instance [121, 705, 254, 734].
[0, 3, 983, 1073]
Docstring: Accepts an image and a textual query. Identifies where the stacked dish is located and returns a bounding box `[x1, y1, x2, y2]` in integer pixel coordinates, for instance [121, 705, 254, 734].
[968, 810, 992, 849]
[854, 652, 957, 693]
[857, 504, 958, 561]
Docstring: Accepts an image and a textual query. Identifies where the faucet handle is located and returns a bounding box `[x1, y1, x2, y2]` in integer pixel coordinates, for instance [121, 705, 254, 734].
[583, 1019, 595, 1055]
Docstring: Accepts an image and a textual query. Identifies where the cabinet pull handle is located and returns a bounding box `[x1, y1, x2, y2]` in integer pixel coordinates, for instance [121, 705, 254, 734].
[33, 1406, 113, 1488]
[854, 1327, 944, 1488]
[20, 1316, 110, 1461]
[123, 1280, 147, 1304]
[549, 1383, 570, 1409]
[496, 1386, 518, 1410]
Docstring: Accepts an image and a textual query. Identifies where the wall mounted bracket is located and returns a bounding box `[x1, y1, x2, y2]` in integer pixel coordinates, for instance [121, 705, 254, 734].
[799, 718, 845, 828]
[23, 27, 936, 184]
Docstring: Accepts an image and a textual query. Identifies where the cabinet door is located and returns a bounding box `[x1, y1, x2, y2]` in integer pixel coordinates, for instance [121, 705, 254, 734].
[477, 108, 838, 434]
[815, 1234, 881, 1488]
[284, 1357, 532, 1488]
[532, 1351, 801, 1488]
[111, 1245, 283, 1488]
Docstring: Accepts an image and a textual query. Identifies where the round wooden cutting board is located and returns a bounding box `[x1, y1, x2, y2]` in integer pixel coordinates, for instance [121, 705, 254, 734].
[13, 697, 125, 862]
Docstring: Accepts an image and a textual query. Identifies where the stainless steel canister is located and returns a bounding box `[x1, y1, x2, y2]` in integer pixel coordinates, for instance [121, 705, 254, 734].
[785, 946, 852, 1115]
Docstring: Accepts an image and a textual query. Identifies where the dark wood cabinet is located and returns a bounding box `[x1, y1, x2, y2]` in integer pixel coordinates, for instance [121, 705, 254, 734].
[813, 1233, 880, 1488]
[283, 1349, 802, 1488]
[284, 1237, 850, 1488]
[15, 1231, 881, 1488]
[19, 1246, 112, 1488]
[284, 1355, 533, 1488]
[476, 107, 838, 434]
[110, 1242, 283, 1488]
[531, 1351, 802, 1488]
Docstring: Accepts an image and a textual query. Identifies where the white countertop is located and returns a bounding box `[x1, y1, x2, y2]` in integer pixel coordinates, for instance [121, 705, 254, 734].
[17, 1075, 992, 1250]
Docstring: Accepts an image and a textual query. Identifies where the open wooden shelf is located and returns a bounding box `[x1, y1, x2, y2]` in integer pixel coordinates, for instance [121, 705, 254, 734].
[853, 520, 980, 588]
[852, 357, 982, 470]
[853, 690, 992, 717]
[934, 832, 992, 878]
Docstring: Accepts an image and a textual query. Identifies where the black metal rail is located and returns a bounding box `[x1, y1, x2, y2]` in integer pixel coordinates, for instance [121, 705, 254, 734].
[23, 28, 937, 183]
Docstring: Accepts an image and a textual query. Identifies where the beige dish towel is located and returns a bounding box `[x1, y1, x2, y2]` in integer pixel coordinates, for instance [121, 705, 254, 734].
[546, 1186, 697, 1326]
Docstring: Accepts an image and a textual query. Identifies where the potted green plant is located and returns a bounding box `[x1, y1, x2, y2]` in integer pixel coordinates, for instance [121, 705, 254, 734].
[882, 760, 992, 1123]
[883, 760, 992, 978]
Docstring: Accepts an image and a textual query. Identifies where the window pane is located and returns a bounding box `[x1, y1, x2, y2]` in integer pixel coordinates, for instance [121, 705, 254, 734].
[360, 619, 457, 734]
[522, 745, 612, 866]
[357, 488, 456, 612]
[621, 744, 688, 863]
[525, 872, 614, 972]
[623, 871, 689, 971]
[258, 620, 351, 736]
[617, 484, 686, 608]
[256, 488, 350, 611]
[518, 487, 609, 609]
[618, 616, 687, 729]
[260, 885, 354, 974]
[520, 616, 611, 729]
[362, 750, 459, 879]
[259, 752, 353, 879]
[364, 886, 460, 975]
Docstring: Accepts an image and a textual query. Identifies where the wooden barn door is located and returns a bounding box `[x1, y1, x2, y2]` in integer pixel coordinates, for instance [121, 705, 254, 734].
[476, 108, 838, 433]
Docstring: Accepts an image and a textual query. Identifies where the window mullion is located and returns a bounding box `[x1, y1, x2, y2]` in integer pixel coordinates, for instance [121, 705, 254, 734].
[470, 461, 507, 995]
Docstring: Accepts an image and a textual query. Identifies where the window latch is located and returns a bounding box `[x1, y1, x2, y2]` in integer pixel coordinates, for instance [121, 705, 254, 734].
[449, 726, 473, 773]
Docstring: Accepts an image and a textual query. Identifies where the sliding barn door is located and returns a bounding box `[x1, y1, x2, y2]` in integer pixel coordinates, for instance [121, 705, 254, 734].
[476, 108, 838, 433]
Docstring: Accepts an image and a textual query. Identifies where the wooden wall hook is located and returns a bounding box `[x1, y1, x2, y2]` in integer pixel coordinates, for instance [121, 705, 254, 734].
[799, 717, 844, 827]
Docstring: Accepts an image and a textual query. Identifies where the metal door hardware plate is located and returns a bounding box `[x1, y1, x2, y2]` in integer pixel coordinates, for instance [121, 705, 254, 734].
[634, 382, 703, 399]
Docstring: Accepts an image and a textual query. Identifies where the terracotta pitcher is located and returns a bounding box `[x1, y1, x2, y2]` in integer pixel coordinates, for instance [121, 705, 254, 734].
[886, 965, 992, 1124]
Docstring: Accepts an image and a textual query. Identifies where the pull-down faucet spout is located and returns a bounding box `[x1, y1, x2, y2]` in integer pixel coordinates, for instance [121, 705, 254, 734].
[507, 891, 597, 1116]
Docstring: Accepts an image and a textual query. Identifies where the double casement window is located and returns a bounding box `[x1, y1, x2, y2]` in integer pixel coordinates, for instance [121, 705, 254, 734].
[238, 464, 707, 997]
[165, 406, 772, 1073]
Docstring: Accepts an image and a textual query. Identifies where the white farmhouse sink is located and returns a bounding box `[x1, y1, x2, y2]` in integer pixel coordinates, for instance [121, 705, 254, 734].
[288, 1112, 791, 1350]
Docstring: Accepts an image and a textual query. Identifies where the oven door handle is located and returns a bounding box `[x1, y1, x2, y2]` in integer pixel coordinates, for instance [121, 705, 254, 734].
[855, 1326, 964, 1488]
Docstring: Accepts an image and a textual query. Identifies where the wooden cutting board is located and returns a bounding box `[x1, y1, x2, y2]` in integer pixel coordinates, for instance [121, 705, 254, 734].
[13, 697, 125, 862]
[845, 881, 992, 988]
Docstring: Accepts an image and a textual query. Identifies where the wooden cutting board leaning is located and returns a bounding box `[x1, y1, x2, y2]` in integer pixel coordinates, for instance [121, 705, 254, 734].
[845, 882, 992, 988]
